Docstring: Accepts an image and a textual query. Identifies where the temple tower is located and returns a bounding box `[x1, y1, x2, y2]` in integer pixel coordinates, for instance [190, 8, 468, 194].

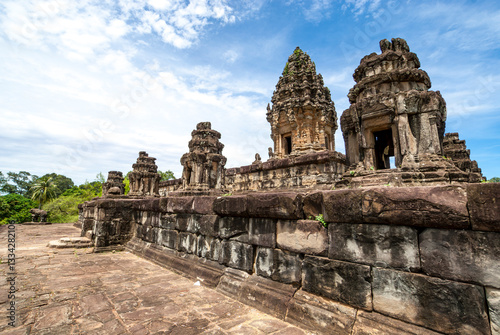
[341, 38, 447, 171]
[180, 122, 226, 191]
[267, 47, 337, 158]
[102, 171, 124, 196]
[128, 151, 160, 197]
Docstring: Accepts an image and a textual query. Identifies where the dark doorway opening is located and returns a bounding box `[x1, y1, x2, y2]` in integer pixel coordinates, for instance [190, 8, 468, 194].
[285, 136, 292, 155]
[374, 129, 394, 169]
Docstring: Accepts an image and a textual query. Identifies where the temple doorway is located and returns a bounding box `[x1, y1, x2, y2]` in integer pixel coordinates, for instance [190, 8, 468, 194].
[374, 129, 394, 169]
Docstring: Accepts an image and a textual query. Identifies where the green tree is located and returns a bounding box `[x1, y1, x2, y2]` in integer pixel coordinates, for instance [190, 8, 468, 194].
[159, 170, 175, 181]
[31, 177, 57, 209]
[488, 177, 500, 183]
[0, 171, 38, 196]
[0, 194, 35, 224]
[38, 173, 74, 197]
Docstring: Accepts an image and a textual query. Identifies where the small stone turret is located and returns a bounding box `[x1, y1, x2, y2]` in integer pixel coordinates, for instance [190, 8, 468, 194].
[102, 171, 125, 196]
[128, 151, 160, 197]
[267, 47, 337, 158]
[341, 38, 446, 171]
[443, 133, 483, 181]
[180, 122, 226, 192]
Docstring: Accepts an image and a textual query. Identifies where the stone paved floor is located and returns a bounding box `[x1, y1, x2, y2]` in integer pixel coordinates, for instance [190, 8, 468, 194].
[0, 223, 312, 335]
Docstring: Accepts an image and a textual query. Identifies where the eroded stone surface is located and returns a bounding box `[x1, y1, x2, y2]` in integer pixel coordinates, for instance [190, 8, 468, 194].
[352, 310, 442, 335]
[329, 222, 420, 271]
[372, 267, 490, 334]
[420, 228, 500, 288]
[255, 247, 301, 284]
[302, 256, 372, 310]
[286, 289, 357, 335]
[277, 220, 328, 256]
[468, 183, 500, 232]
[362, 185, 469, 228]
[0, 223, 310, 335]
[487, 287, 500, 335]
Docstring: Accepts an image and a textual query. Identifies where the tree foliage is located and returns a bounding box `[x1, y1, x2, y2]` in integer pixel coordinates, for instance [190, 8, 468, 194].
[0, 171, 38, 196]
[159, 170, 175, 181]
[38, 173, 74, 197]
[488, 177, 500, 183]
[31, 177, 58, 209]
[0, 194, 35, 224]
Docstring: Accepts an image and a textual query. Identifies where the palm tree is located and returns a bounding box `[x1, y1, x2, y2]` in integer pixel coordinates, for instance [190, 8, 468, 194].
[31, 177, 57, 209]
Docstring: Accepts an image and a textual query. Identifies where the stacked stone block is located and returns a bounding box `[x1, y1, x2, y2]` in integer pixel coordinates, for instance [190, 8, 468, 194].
[79, 182, 500, 335]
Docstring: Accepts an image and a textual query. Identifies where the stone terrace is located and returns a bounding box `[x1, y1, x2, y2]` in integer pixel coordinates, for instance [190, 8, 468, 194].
[0, 223, 311, 335]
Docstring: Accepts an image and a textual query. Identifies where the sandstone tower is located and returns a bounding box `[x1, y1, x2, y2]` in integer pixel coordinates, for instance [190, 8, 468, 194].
[341, 38, 447, 170]
[180, 122, 226, 192]
[267, 47, 337, 158]
[102, 171, 125, 196]
[128, 151, 160, 197]
[339, 38, 483, 185]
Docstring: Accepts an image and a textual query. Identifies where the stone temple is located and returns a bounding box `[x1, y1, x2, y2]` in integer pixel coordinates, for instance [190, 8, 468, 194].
[74, 39, 499, 335]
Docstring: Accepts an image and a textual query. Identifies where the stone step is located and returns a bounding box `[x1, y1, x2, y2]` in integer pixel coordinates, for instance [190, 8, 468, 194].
[47, 237, 93, 249]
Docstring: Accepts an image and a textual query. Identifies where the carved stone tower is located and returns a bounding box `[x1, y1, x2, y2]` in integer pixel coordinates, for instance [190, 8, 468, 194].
[341, 38, 447, 171]
[267, 47, 337, 158]
[180, 122, 226, 192]
[128, 151, 160, 197]
[102, 171, 124, 196]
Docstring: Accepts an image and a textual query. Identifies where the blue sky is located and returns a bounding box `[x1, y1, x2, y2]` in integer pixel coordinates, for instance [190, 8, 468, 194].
[1, 0, 499, 185]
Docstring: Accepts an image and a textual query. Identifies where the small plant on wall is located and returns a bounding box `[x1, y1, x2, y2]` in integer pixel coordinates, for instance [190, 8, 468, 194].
[309, 214, 328, 228]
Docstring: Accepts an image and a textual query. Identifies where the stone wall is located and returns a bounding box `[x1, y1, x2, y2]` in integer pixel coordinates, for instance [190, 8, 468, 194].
[158, 151, 346, 196]
[78, 183, 500, 334]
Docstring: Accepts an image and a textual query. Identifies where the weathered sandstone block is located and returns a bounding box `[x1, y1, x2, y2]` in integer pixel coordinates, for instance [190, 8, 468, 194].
[175, 214, 201, 233]
[197, 235, 216, 259]
[159, 229, 178, 249]
[372, 267, 490, 334]
[219, 240, 253, 272]
[165, 196, 193, 213]
[352, 310, 442, 335]
[217, 267, 249, 299]
[178, 232, 197, 254]
[487, 287, 500, 335]
[362, 186, 469, 228]
[247, 192, 303, 219]
[239, 275, 297, 319]
[249, 218, 276, 248]
[218, 217, 248, 240]
[255, 247, 301, 284]
[323, 189, 363, 223]
[198, 215, 219, 237]
[420, 228, 500, 288]
[329, 223, 420, 271]
[159, 213, 176, 230]
[468, 183, 500, 232]
[213, 195, 248, 216]
[302, 256, 372, 310]
[286, 289, 357, 335]
[277, 220, 328, 256]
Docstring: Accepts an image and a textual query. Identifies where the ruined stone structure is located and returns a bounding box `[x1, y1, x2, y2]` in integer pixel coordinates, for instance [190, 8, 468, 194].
[29, 208, 48, 223]
[102, 171, 125, 196]
[75, 40, 498, 335]
[341, 38, 446, 170]
[180, 122, 226, 193]
[339, 38, 482, 186]
[128, 151, 160, 197]
[267, 47, 337, 158]
[444, 132, 483, 176]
